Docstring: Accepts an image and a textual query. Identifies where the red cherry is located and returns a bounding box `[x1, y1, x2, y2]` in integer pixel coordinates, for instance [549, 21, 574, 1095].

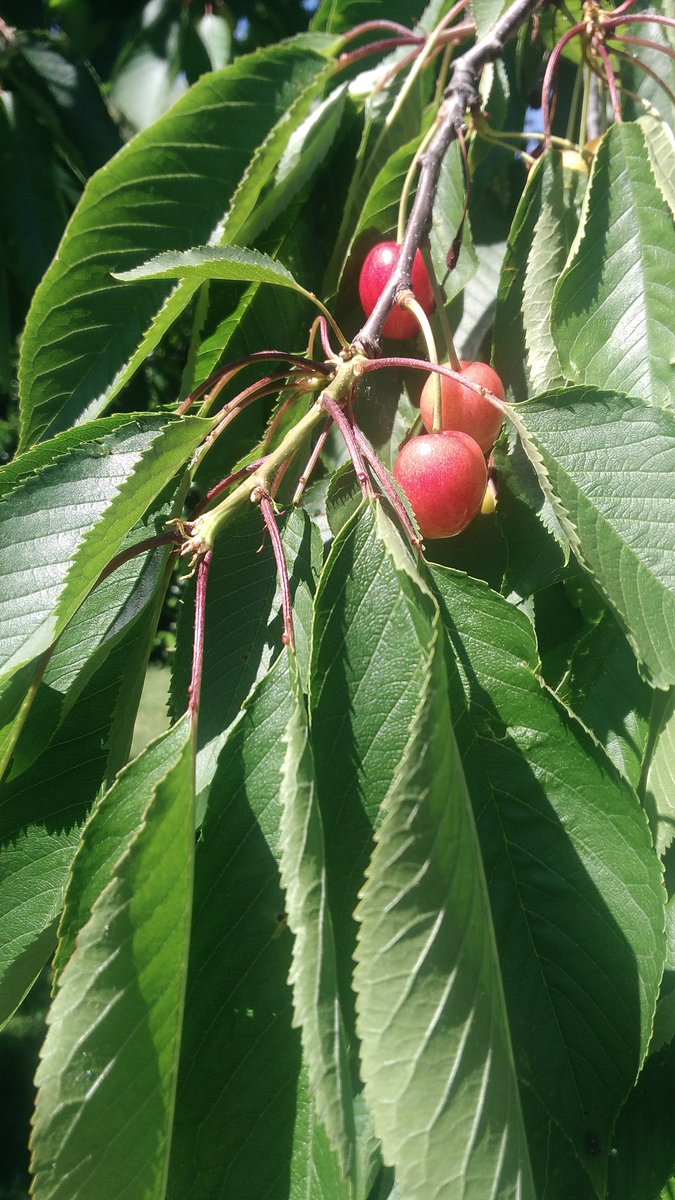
[419, 360, 505, 452]
[393, 431, 487, 540]
[358, 241, 435, 340]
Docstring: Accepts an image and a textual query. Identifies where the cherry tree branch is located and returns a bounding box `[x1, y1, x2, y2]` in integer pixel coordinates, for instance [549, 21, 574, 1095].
[352, 0, 543, 356]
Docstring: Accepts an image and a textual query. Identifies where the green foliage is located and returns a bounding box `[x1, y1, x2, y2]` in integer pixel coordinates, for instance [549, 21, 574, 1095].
[1, 3, 674, 1199]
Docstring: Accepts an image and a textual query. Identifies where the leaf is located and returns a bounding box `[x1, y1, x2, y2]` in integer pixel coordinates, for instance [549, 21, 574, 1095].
[560, 609, 653, 788]
[31, 715, 194, 1200]
[510, 387, 675, 688]
[493, 433, 567, 601]
[552, 122, 675, 409]
[431, 565, 666, 1191]
[429, 137, 478, 303]
[608, 1041, 675, 1200]
[471, 0, 510, 40]
[639, 113, 675, 219]
[494, 152, 580, 400]
[289, 1066, 354, 1200]
[0, 547, 171, 1028]
[167, 655, 301, 1200]
[18, 42, 328, 446]
[0, 90, 66, 299]
[116, 243, 310, 297]
[4, 29, 122, 177]
[279, 653, 355, 1178]
[644, 689, 675, 855]
[108, 0, 188, 131]
[309, 503, 439, 1034]
[453, 238, 507, 363]
[193, 11, 232, 72]
[355, 607, 535, 1200]
[0, 412, 209, 681]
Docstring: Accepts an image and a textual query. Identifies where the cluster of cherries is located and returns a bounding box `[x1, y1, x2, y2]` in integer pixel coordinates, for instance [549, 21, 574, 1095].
[359, 241, 505, 540]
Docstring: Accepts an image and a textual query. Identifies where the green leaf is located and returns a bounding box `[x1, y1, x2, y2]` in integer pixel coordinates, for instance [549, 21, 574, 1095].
[429, 137, 478, 304]
[108, 0, 188, 131]
[168, 655, 301, 1200]
[494, 152, 580, 400]
[560, 609, 653, 788]
[116, 243, 309, 296]
[431, 566, 666, 1190]
[639, 114, 675, 219]
[608, 1041, 675, 1200]
[309, 503, 438, 1033]
[0, 550, 170, 1027]
[644, 689, 675, 856]
[31, 714, 194, 1200]
[453, 238, 506, 362]
[493, 433, 567, 600]
[18, 42, 327, 446]
[289, 1066, 354, 1200]
[0, 412, 209, 681]
[510, 387, 675, 688]
[354, 614, 535, 1200]
[279, 653, 355, 1179]
[471, 0, 510, 40]
[552, 122, 675, 409]
[0, 90, 66, 299]
[4, 30, 122, 177]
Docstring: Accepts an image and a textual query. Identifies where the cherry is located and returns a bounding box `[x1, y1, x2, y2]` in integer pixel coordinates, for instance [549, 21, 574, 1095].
[358, 241, 435, 340]
[419, 360, 505, 452]
[393, 431, 487, 540]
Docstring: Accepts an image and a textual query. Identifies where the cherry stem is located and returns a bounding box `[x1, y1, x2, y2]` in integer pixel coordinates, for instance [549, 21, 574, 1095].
[259, 496, 295, 650]
[610, 45, 675, 108]
[319, 316, 340, 361]
[610, 31, 675, 64]
[357, 355, 505, 412]
[95, 532, 181, 588]
[420, 243, 461, 372]
[177, 351, 331, 415]
[292, 420, 333, 506]
[609, 0, 638, 16]
[603, 13, 675, 33]
[593, 38, 623, 122]
[353, 0, 542, 355]
[338, 35, 422, 69]
[194, 459, 266, 516]
[321, 395, 373, 496]
[188, 549, 213, 722]
[352, 427, 421, 545]
[337, 19, 420, 45]
[541, 22, 586, 145]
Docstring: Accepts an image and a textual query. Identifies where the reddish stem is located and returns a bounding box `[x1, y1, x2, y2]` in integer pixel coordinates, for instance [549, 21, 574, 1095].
[604, 13, 675, 32]
[356, 357, 506, 411]
[609, 0, 638, 16]
[541, 21, 586, 143]
[339, 35, 422, 68]
[611, 45, 675, 107]
[352, 427, 421, 545]
[610, 31, 675, 63]
[594, 38, 623, 121]
[95, 532, 181, 588]
[319, 316, 340, 362]
[188, 549, 213, 721]
[321, 396, 373, 496]
[292, 420, 333, 506]
[338, 19, 420, 44]
[177, 351, 331, 415]
[194, 458, 266, 516]
[259, 496, 295, 649]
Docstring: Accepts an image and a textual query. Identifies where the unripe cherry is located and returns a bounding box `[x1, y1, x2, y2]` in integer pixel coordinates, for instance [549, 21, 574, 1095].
[419, 360, 505, 452]
[393, 431, 487, 539]
[358, 241, 435, 340]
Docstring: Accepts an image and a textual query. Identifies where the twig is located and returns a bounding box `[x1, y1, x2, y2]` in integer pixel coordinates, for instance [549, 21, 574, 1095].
[352, 0, 543, 354]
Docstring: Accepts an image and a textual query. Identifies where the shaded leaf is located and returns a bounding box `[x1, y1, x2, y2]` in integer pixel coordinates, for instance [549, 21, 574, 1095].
[510, 387, 675, 688]
[552, 122, 675, 409]
[608, 1040, 675, 1200]
[431, 565, 666, 1191]
[31, 715, 194, 1200]
[644, 689, 675, 856]
[355, 612, 535, 1200]
[168, 655, 301, 1200]
[279, 653, 355, 1178]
